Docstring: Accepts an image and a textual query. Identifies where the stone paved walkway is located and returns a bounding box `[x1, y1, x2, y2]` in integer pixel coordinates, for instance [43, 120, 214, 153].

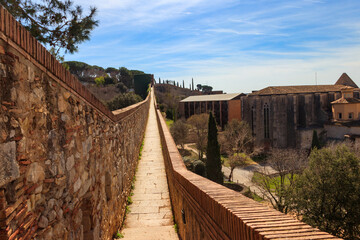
[122, 92, 179, 240]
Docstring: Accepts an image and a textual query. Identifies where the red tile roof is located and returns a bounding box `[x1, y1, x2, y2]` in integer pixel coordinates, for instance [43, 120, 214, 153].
[335, 73, 359, 88]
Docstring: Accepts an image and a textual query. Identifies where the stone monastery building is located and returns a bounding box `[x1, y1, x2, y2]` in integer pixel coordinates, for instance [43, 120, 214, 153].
[242, 73, 359, 148]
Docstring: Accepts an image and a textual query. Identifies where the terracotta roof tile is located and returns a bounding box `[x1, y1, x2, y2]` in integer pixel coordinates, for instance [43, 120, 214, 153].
[331, 97, 360, 104]
[335, 73, 358, 88]
[250, 85, 346, 96]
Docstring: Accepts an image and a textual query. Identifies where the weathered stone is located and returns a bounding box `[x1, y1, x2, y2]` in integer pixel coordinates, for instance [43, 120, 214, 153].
[10, 88, 17, 102]
[38, 215, 49, 228]
[48, 198, 57, 210]
[10, 117, 19, 128]
[74, 178, 82, 192]
[78, 178, 91, 198]
[58, 96, 68, 113]
[26, 162, 45, 184]
[61, 113, 70, 122]
[66, 155, 75, 171]
[63, 91, 71, 99]
[53, 222, 66, 238]
[55, 187, 64, 199]
[9, 130, 15, 138]
[35, 184, 43, 194]
[48, 209, 57, 222]
[0, 141, 20, 187]
[43, 226, 53, 239]
[33, 88, 45, 100]
[0, 45, 5, 54]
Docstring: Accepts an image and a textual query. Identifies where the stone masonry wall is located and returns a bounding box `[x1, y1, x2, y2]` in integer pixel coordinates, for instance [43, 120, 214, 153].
[0, 7, 150, 240]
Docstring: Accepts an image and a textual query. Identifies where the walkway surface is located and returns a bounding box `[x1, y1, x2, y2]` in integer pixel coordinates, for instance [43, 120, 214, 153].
[122, 93, 179, 240]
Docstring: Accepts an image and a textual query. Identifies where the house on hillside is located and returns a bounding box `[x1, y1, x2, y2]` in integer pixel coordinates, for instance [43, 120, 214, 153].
[241, 73, 359, 149]
[179, 93, 245, 128]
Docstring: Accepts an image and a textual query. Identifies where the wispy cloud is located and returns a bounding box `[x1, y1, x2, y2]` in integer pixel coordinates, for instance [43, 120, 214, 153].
[66, 0, 360, 93]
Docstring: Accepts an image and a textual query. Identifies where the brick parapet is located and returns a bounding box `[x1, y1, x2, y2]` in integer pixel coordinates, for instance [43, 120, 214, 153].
[155, 102, 340, 239]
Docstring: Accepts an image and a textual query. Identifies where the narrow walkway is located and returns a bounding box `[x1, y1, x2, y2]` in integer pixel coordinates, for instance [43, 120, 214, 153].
[122, 93, 178, 240]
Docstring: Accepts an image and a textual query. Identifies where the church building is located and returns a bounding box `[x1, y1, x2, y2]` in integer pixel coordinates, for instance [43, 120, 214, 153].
[241, 73, 359, 148]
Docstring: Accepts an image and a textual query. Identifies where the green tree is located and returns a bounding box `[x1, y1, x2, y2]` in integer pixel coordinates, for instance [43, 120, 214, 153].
[170, 119, 189, 149]
[201, 85, 213, 94]
[311, 130, 321, 149]
[222, 120, 253, 181]
[106, 92, 142, 111]
[94, 76, 105, 87]
[228, 153, 249, 182]
[254, 148, 307, 213]
[2, 0, 98, 56]
[205, 112, 223, 184]
[291, 145, 360, 239]
[120, 67, 133, 88]
[187, 113, 208, 160]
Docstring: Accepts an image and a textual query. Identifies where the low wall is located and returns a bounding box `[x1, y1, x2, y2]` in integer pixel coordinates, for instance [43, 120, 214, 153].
[0, 6, 150, 240]
[325, 124, 360, 139]
[155, 105, 338, 239]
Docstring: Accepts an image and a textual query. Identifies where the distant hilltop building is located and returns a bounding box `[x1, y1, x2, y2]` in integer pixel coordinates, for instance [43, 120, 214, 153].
[241, 73, 359, 148]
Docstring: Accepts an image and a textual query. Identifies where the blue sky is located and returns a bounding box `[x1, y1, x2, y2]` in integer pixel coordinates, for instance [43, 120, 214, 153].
[64, 0, 360, 93]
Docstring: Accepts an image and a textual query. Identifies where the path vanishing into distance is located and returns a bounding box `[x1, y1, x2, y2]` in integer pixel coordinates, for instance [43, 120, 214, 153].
[122, 93, 179, 240]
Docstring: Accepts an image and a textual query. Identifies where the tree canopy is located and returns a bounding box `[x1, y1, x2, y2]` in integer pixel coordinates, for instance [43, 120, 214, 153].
[205, 112, 223, 184]
[1, 0, 98, 56]
[290, 145, 360, 239]
[187, 113, 208, 160]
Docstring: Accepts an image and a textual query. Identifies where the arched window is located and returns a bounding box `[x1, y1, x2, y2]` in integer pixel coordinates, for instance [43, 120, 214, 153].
[264, 103, 270, 139]
[251, 106, 255, 136]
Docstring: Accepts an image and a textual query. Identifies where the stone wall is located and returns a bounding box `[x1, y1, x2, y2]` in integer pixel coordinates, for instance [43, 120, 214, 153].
[242, 92, 339, 148]
[155, 102, 337, 240]
[0, 7, 150, 240]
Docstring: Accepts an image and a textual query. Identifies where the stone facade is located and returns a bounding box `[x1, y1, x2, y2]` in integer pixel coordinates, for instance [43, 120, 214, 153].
[242, 91, 342, 148]
[0, 35, 149, 240]
[241, 74, 359, 149]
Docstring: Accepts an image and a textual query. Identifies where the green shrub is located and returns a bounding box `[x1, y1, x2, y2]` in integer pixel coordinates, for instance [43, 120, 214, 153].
[106, 92, 142, 111]
[193, 160, 206, 176]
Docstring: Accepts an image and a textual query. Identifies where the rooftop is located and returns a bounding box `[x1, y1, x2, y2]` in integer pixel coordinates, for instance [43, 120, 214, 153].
[180, 93, 244, 102]
[335, 73, 359, 88]
[250, 85, 347, 96]
[331, 97, 360, 104]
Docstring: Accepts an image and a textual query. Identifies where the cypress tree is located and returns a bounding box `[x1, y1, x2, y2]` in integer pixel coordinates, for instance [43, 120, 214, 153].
[311, 130, 321, 150]
[205, 112, 223, 184]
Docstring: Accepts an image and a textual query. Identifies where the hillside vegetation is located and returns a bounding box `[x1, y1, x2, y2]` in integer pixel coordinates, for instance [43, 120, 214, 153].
[64, 61, 148, 110]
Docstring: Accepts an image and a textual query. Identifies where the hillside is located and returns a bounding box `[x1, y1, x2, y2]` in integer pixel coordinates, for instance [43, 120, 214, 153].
[64, 61, 148, 110]
[155, 83, 202, 120]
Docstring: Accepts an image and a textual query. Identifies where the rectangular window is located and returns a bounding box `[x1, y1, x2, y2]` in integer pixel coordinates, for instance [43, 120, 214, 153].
[338, 112, 342, 119]
[349, 112, 353, 119]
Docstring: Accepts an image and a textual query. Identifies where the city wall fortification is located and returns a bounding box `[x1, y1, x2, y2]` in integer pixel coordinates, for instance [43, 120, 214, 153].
[0, 6, 149, 239]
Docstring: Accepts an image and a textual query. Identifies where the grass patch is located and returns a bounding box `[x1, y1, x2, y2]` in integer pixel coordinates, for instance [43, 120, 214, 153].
[252, 172, 295, 192]
[138, 139, 144, 159]
[113, 230, 124, 239]
[221, 155, 258, 168]
[243, 189, 264, 202]
[166, 118, 174, 128]
[127, 196, 133, 205]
